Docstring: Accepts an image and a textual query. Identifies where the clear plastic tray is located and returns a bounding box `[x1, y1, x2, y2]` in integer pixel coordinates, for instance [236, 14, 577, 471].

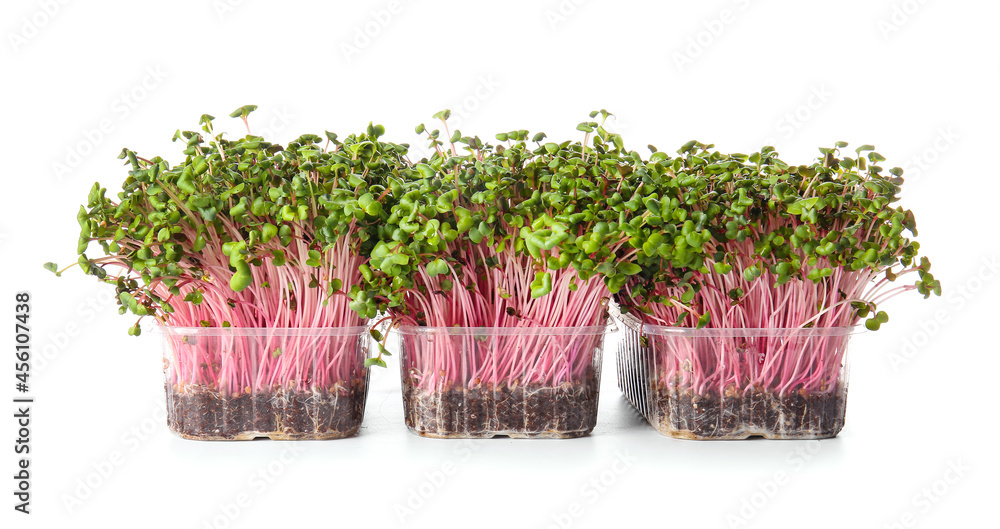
[397, 324, 612, 438]
[160, 326, 370, 440]
[611, 304, 857, 439]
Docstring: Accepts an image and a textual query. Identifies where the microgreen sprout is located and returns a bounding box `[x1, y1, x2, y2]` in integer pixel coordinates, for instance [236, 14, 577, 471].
[48, 107, 407, 396]
[367, 110, 638, 388]
[615, 140, 940, 400]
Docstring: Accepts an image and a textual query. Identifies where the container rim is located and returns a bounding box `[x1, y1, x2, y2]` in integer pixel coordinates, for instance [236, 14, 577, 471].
[636, 324, 862, 338]
[156, 325, 369, 337]
[396, 322, 617, 336]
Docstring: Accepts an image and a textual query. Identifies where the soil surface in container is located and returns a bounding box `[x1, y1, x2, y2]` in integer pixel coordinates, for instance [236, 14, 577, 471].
[651, 383, 847, 439]
[165, 380, 367, 440]
[402, 371, 600, 438]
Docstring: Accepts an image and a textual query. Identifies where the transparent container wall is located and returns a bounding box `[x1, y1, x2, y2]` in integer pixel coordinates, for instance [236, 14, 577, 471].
[612, 305, 854, 440]
[398, 325, 610, 438]
[161, 327, 370, 440]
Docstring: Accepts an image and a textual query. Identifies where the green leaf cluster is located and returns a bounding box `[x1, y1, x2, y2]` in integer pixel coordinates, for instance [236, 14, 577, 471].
[60, 107, 407, 322]
[614, 141, 940, 329]
[52, 108, 939, 334]
[358, 110, 644, 319]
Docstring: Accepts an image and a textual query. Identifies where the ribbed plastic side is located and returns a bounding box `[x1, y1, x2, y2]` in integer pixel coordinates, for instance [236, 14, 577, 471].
[613, 305, 652, 422]
[610, 304, 853, 440]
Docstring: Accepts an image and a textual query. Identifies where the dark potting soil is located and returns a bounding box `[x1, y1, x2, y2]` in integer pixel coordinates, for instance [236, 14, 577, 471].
[165, 380, 368, 440]
[652, 383, 847, 439]
[401, 372, 600, 438]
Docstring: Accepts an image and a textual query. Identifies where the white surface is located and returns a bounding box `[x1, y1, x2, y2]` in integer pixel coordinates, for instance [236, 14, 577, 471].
[3, 0, 998, 527]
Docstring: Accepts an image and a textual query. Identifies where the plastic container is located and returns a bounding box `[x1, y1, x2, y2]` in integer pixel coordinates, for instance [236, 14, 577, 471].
[397, 324, 613, 438]
[611, 305, 857, 439]
[160, 326, 371, 440]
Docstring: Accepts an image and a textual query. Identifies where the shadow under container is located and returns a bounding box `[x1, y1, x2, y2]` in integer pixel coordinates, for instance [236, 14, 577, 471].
[161, 326, 371, 440]
[397, 325, 613, 438]
[613, 307, 857, 439]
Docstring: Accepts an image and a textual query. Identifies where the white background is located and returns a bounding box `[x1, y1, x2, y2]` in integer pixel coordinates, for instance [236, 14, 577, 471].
[3, 0, 998, 527]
